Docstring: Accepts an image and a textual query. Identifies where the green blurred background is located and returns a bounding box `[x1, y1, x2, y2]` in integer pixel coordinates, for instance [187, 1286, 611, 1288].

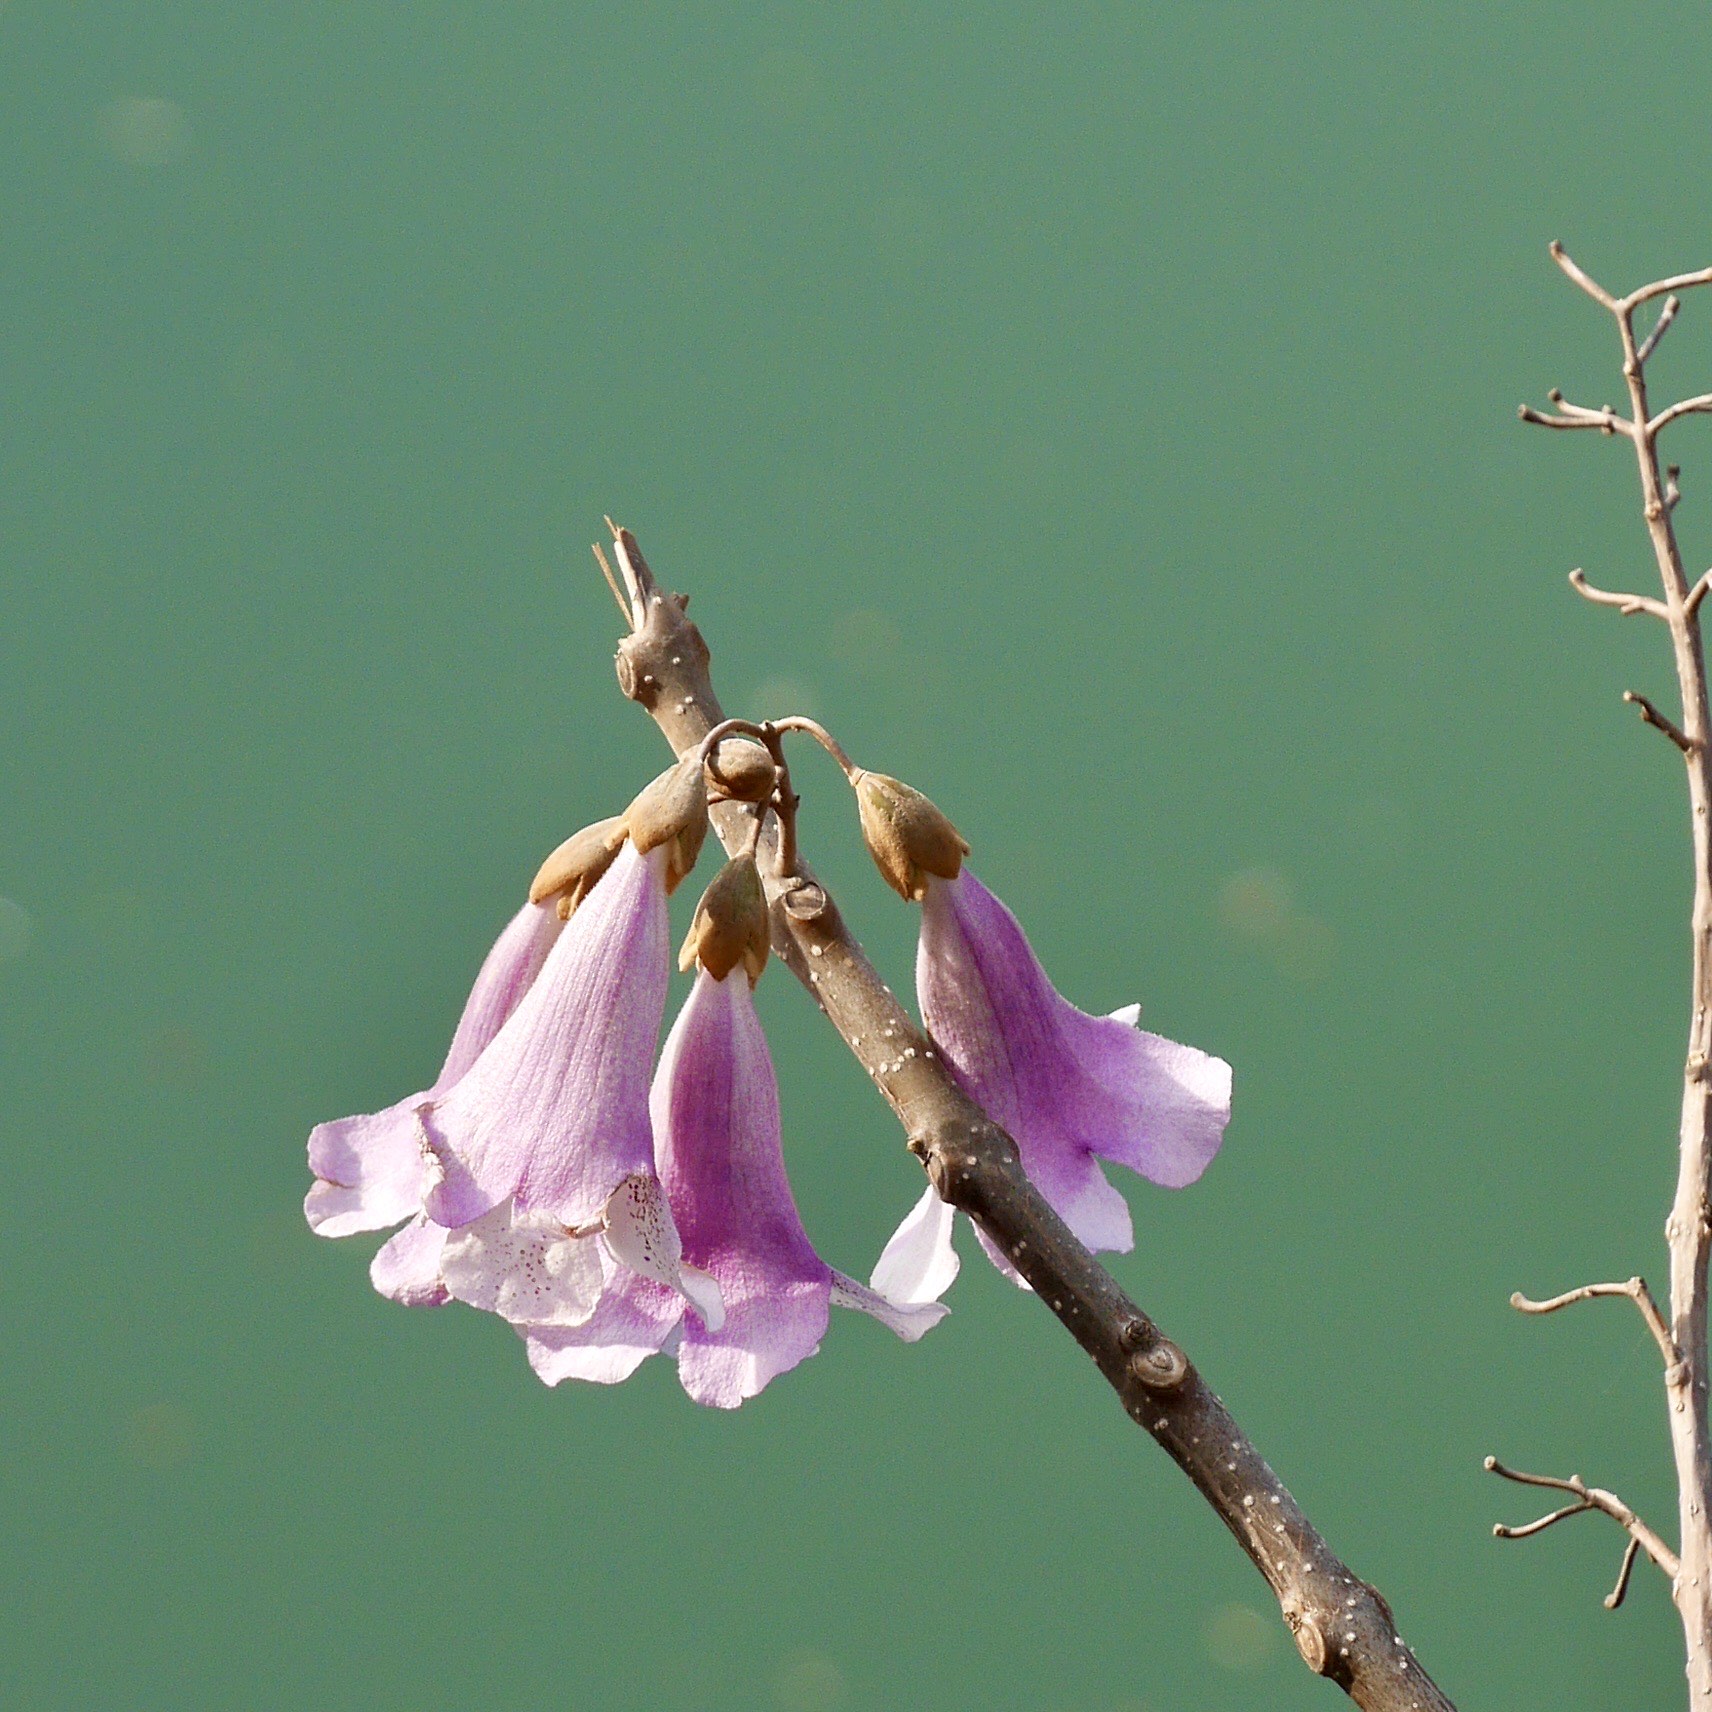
[5, 3, 1711, 1707]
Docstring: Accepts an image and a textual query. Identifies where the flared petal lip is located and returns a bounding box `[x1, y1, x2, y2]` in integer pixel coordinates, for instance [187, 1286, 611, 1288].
[917, 868, 1232, 1262]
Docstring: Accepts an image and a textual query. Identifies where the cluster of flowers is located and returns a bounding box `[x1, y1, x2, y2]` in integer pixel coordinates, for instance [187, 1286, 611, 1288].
[306, 739, 1232, 1409]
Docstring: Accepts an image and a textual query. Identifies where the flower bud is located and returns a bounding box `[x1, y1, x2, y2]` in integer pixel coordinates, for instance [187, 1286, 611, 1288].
[622, 757, 709, 893]
[529, 816, 627, 915]
[852, 769, 969, 902]
[705, 738, 778, 805]
[679, 853, 770, 984]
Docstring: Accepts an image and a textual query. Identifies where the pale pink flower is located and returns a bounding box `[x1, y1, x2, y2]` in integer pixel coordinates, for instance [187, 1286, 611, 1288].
[883, 869, 1231, 1287]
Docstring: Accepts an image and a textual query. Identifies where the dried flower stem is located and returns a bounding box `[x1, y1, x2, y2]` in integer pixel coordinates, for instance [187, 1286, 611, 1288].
[1515, 243, 1712, 1704]
[602, 522, 1454, 1711]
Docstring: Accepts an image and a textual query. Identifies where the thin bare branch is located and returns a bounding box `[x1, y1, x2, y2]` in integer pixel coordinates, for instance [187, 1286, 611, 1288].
[1519, 400, 1631, 437]
[1650, 394, 1712, 438]
[1510, 1275, 1681, 1369]
[1550, 241, 1618, 310]
[1606, 1537, 1643, 1611]
[1688, 571, 1712, 619]
[1637, 296, 1682, 367]
[1623, 265, 1712, 312]
[1624, 689, 1697, 753]
[1567, 569, 1669, 620]
[1493, 1500, 1593, 1540]
[1485, 1456, 1680, 1579]
[1523, 244, 1712, 1702]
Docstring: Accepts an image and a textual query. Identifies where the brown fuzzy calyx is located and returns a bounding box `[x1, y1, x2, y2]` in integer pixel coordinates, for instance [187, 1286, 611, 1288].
[529, 815, 627, 917]
[852, 769, 969, 902]
[679, 853, 770, 984]
[623, 757, 709, 893]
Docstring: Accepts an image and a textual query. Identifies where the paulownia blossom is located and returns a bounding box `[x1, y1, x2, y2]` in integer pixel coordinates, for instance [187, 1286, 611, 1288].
[842, 762, 1229, 1287]
[420, 836, 722, 1335]
[304, 897, 564, 1306]
[886, 868, 1231, 1286]
[529, 855, 947, 1403]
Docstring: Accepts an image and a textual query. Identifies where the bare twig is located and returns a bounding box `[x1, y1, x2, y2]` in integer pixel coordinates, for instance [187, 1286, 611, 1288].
[1608, 1537, 1644, 1611]
[1638, 297, 1682, 367]
[1519, 400, 1632, 436]
[1510, 1276, 1681, 1371]
[1522, 243, 1712, 1705]
[1622, 265, 1712, 312]
[1568, 569, 1669, 621]
[591, 542, 631, 622]
[602, 521, 1455, 1712]
[1624, 689, 1696, 753]
[1492, 1499, 1593, 1540]
[1550, 240, 1618, 309]
[1651, 395, 1712, 439]
[1688, 571, 1712, 619]
[1486, 1458, 1679, 1581]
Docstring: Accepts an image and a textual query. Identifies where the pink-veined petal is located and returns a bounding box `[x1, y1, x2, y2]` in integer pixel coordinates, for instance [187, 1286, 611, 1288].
[601, 1171, 726, 1333]
[522, 1264, 684, 1387]
[423, 843, 669, 1229]
[653, 969, 830, 1409]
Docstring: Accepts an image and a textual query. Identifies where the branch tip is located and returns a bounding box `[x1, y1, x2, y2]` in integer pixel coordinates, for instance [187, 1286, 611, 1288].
[591, 541, 631, 623]
[1623, 690, 1696, 753]
[1636, 296, 1681, 366]
[1549, 242, 1618, 309]
[1604, 1537, 1642, 1610]
[1566, 569, 1668, 620]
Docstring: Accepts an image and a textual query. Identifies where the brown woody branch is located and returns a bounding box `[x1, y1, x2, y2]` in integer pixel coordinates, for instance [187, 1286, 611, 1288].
[600, 521, 1455, 1712]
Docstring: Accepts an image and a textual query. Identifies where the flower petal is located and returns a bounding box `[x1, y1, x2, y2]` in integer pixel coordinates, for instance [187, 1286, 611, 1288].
[370, 1214, 450, 1307]
[829, 1271, 948, 1342]
[601, 1171, 726, 1333]
[522, 1266, 684, 1387]
[436, 900, 566, 1088]
[423, 842, 669, 1228]
[917, 870, 1231, 1258]
[305, 1102, 435, 1237]
[870, 1184, 960, 1304]
[439, 1201, 605, 1327]
[653, 969, 831, 1408]
[306, 901, 562, 1238]
[1070, 1016, 1232, 1191]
